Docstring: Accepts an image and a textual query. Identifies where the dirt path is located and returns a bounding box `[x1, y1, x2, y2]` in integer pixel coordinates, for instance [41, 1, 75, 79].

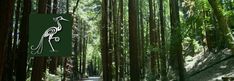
[79, 77, 101, 81]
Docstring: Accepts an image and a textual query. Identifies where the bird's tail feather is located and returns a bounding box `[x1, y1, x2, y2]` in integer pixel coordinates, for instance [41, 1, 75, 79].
[30, 36, 44, 54]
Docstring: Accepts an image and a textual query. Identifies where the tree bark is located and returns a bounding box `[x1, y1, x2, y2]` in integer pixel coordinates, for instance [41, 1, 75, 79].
[107, 0, 113, 80]
[15, 0, 31, 81]
[169, 0, 185, 80]
[82, 27, 87, 77]
[113, 0, 119, 80]
[128, 0, 140, 80]
[0, 0, 15, 80]
[159, 0, 168, 80]
[119, 0, 124, 80]
[72, 36, 79, 80]
[49, 0, 59, 75]
[149, 0, 158, 80]
[101, 0, 109, 80]
[31, 0, 47, 81]
[79, 21, 83, 75]
[3, 0, 15, 80]
[208, 0, 234, 54]
[13, 0, 21, 74]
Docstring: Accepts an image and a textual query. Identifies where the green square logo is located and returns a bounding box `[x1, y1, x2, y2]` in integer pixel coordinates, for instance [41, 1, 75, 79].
[29, 14, 72, 56]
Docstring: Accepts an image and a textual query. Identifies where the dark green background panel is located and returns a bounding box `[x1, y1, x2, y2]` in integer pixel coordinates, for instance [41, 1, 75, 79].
[29, 14, 72, 56]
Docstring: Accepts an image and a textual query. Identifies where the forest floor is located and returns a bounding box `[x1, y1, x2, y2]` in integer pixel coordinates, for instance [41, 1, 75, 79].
[185, 48, 234, 81]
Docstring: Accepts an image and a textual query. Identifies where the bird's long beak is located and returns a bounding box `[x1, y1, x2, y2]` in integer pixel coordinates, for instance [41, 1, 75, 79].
[62, 18, 69, 21]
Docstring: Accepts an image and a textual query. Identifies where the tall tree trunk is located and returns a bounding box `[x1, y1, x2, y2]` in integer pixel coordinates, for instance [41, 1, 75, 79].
[137, 0, 144, 79]
[82, 27, 87, 77]
[62, 58, 67, 81]
[1, 0, 15, 80]
[149, 0, 157, 80]
[113, 0, 119, 80]
[71, 17, 79, 80]
[78, 20, 83, 76]
[108, 0, 113, 80]
[208, 0, 234, 54]
[79, 22, 83, 75]
[128, 0, 140, 80]
[3, 0, 15, 80]
[101, 0, 109, 80]
[3, 9, 14, 81]
[31, 0, 47, 81]
[13, 0, 21, 75]
[12, 0, 22, 80]
[136, 0, 142, 79]
[159, 0, 168, 80]
[49, 0, 58, 74]
[169, 0, 185, 80]
[15, 0, 31, 81]
[153, 0, 160, 77]
[4, 21, 14, 81]
[119, 0, 124, 80]
[139, 0, 146, 79]
[0, 0, 15, 80]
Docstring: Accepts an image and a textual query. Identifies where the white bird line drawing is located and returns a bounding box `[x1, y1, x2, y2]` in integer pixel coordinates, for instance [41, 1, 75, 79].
[30, 16, 69, 54]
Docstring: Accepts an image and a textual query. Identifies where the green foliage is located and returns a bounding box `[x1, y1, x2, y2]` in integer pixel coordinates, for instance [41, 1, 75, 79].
[45, 68, 62, 81]
[228, 14, 234, 28]
[183, 37, 203, 54]
[146, 72, 158, 81]
[148, 45, 160, 53]
[26, 66, 64, 81]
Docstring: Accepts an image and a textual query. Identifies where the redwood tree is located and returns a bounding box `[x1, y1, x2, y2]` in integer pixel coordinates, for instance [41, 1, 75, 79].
[159, 0, 168, 80]
[15, 0, 31, 81]
[128, 0, 140, 80]
[100, 0, 109, 80]
[169, 0, 185, 80]
[0, 0, 15, 80]
[31, 0, 47, 81]
[149, 0, 157, 79]
[208, 0, 234, 54]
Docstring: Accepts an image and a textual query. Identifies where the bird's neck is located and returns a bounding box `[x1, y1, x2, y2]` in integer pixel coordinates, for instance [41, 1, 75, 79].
[56, 20, 62, 31]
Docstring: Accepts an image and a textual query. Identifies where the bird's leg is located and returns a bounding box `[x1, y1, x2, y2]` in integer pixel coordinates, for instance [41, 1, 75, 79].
[48, 38, 55, 52]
